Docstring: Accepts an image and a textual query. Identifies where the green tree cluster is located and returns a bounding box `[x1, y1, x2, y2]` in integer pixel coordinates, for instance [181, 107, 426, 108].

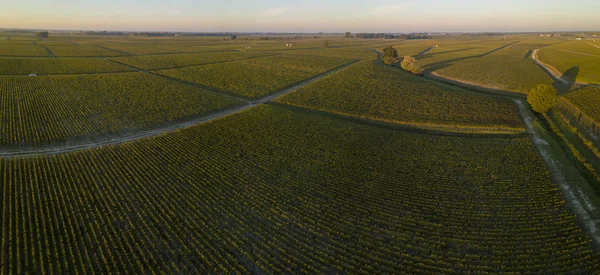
[381, 46, 398, 66]
[401, 56, 423, 75]
[35, 31, 49, 39]
[527, 84, 557, 113]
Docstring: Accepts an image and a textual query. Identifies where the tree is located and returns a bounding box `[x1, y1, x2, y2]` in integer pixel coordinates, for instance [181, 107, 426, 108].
[527, 84, 557, 113]
[401, 56, 423, 75]
[323, 40, 329, 48]
[345, 32, 352, 38]
[382, 46, 398, 58]
[383, 57, 396, 66]
[35, 31, 49, 39]
[231, 35, 237, 40]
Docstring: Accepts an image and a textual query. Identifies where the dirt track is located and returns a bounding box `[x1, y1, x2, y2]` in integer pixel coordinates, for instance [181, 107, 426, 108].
[0, 60, 363, 158]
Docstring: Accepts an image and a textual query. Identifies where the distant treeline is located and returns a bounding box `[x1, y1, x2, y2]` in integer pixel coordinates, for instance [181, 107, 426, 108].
[460, 32, 505, 36]
[352, 33, 432, 40]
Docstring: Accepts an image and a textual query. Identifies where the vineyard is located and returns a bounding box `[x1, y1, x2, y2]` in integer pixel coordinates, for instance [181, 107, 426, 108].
[416, 39, 520, 69]
[0, 44, 50, 56]
[277, 61, 525, 131]
[113, 51, 273, 70]
[0, 58, 134, 75]
[538, 41, 600, 84]
[433, 42, 555, 94]
[0, 104, 598, 273]
[563, 87, 600, 123]
[47, 45, 125, 57]
[0, 73, 243, 146]
[0, 33, 599, 273]
[156, 54, 356, 99]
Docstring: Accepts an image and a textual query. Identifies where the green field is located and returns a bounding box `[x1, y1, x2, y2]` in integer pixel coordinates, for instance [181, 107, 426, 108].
[538, 41, 600, 84]
[0, 44, 50, 56]
[562, 86, 600, 122]
[277, 61, 524, 131]
[0, 34, 599, 273]
[0, 73, 242, 146]
[0, 58, 134, 75]
[417, 39, 519, 69]
[113, 51, 273, 70]
[47, 45, 126, 57]
[1, 104, 597, 273]
[156, 54, 356, 99]
[433, 42, 555, 93]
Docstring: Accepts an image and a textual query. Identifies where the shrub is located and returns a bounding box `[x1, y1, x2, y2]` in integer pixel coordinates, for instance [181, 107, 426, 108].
[527, 84, 557, 113]
[401, 56, 423, 75]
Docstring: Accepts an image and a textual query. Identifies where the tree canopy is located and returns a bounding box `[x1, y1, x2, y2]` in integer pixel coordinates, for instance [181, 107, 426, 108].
[35, 31, 49, 38]
[345, 32, 352, 38]
[231, 35, 237, 40]
[527, 84, 557, 113]
[382, 46, 398, 58]
[401, 56, 424, 75]
[323, 40, 329, 48]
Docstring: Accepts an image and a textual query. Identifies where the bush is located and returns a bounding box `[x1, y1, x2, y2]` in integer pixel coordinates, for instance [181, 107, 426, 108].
[35, 31, 49, 39]
[527, 84, 557, 113]
[401, 56, 423, 75]
[383, 57, 396, 65]
[382, 46, 398, 58]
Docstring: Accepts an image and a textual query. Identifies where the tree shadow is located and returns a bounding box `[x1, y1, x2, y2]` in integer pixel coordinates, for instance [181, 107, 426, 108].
[554, 66, 579, 94]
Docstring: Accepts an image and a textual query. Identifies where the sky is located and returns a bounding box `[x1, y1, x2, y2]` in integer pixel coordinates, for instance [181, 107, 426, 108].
[1, 0, 599, 33]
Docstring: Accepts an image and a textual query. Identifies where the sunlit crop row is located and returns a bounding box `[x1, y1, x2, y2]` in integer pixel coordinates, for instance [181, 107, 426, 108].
[0, 73, 242, 146]
[157, 54, 356, 99]
[1, 104, 597, 273]
[277, 61, 526, 130]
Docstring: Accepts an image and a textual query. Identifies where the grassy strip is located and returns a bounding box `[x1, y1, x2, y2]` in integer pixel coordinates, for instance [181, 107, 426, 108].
[542, 111, 600, 196]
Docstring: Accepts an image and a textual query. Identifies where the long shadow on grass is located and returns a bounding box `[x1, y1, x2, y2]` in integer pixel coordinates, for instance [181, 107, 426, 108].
[554, 66, 579, 94]
[421, 41, 520, 73]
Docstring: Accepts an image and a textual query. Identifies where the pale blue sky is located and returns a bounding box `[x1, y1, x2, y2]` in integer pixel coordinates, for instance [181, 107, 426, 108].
[1, 0, 599, 32]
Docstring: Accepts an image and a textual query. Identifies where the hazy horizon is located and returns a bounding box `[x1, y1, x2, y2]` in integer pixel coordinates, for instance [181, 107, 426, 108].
[2, 0, 600, 33]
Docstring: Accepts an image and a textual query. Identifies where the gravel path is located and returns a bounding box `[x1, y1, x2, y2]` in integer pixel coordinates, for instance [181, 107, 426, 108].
[515, 99, 600, 247]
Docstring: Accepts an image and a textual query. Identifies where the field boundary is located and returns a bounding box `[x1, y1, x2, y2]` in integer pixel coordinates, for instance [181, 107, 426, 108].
[531, 48, 600, 88]
[0, 59, 362, 158]
[96, 45, 136, 56]
[32, 41, 56, 58]
[272, 102, 528, 138]
[424, 71, 527, 98]
[556, 98, 600, 141]
[515, 99, 600, 248]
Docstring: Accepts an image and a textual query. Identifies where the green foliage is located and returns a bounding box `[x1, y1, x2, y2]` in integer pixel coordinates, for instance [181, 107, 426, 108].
[0, 44, 50, 56]
[157, 55, 354, 99]
[0, 73, 242, 146]
[1, 104, 598, 273]
[231, 35, 237, 40]
[528, 84, 557, 113]
[382, 46, 398, 58]
[345, 31, 352, 38]
[277, 61, 524, 130]
[0, 58, 135, 75]
[563, 86, 600, 122]
[538, 41, 600, 84]
[323, 40, 329, 48]
[434, 44, 554, 94]
[114, 51, 273, 70]
[48, 45, 124, 57]
[401, 56, 423, 75]
[382, 56, 396, 65]
[35, 31, 49, 38]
